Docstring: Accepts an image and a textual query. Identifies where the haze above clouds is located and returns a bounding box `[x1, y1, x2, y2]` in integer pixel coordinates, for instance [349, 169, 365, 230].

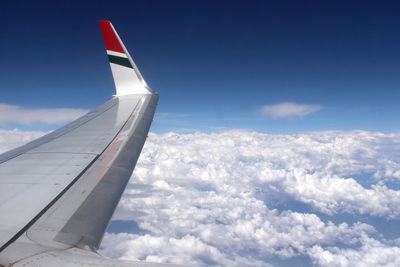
[2, 129, 400, 266]
[0, 104, 88, 126]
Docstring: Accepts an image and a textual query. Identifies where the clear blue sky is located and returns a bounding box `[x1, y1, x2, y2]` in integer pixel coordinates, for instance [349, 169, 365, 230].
[1, 0, 400, 133]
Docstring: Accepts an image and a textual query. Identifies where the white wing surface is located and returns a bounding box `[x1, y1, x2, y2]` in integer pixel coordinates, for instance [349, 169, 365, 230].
[0, 21, 186, 267]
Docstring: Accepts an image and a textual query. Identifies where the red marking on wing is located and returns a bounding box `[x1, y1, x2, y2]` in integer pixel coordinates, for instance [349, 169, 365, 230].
[99, 20, 125, 54]
[96, 139, 123, 180]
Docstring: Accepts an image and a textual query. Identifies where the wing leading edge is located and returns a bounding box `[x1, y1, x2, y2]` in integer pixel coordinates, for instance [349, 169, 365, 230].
[0, 21, 184, 267]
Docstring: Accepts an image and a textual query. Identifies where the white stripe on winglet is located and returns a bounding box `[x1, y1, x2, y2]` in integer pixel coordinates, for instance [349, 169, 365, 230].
[106, 50, 127, 58]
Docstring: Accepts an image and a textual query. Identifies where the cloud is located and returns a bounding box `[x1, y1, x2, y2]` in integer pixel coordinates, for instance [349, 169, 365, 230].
[2, 129, 400, 266]
[308, 236, 400, 267]
[100, 130, 400, 266]
[261, 102, 323, 119]
[0, 103, 89, 125]
[154, 112, 193, 124]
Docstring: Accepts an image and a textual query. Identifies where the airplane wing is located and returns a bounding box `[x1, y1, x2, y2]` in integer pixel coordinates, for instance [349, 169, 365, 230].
[0, 21, 186, 267]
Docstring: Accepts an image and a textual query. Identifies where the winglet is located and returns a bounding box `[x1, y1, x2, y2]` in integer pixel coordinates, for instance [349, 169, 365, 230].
[99, 20, 152, 95]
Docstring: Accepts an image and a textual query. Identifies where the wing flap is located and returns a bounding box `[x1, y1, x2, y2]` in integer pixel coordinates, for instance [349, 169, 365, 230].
[27, 94, 157, 251]
[0, 96, 142, 249]
[0, 153, 95, 243]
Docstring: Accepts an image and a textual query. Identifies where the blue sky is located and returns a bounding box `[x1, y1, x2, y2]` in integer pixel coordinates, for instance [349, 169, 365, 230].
[1, 0, 400, 133]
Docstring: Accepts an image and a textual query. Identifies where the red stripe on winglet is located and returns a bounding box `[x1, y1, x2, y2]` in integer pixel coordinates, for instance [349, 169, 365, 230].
[99, 20, 125, 53]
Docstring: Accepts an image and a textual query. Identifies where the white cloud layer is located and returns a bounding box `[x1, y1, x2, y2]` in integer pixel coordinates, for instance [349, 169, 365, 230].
[101, 130, 400, 266]
[0, 103, 88, 125]
[1, 129, 400, 266]
[261, 102, 323, 119]
[309, 235, 400, 267]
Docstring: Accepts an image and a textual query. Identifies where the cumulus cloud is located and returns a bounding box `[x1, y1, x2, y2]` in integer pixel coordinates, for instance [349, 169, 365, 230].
[100, 130, 400, 266]
[0, 103, 88, 125]
[2, 129, 400, 266]
[261, 102, 323, 119]
[308, 235, 400, 267]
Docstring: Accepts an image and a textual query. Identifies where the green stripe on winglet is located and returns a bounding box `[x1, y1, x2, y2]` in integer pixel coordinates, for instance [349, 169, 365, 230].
[108, 55, 133, 68]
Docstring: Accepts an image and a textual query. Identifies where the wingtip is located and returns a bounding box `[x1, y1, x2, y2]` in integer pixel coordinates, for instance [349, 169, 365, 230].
[99, 20, 153, 95]
[99, 20, 111, 25]
[99, 20, 125, 54]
